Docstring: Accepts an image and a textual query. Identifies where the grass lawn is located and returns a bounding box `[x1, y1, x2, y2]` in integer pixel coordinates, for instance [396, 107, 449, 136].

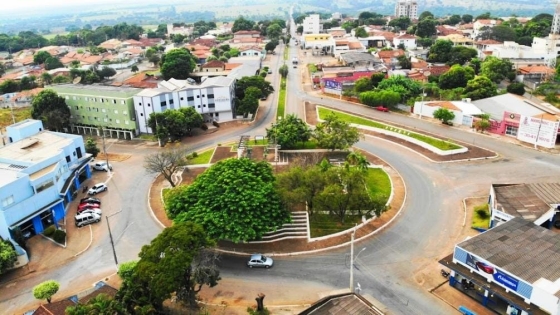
[293, 141, 318, 149]
[188, 149, 214, 165]
[308, 64, 318, 73]
[318, 107, 462, 151]
[283, 46, 289, 61]
[277, 77, 286, 118]
[309, 168, 391, 237]
[0, 107, 32, 130]
[472, 204, 490, 229]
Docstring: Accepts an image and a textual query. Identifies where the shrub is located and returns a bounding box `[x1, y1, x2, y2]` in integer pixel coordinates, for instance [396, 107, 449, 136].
[43, 225, 56, 237]
[200, 124, 208, 131]
[213, 121, 220, 127]
[475, 207, 489, 219]
[52, 230, 66, 244]
[191, 152, 198, 158]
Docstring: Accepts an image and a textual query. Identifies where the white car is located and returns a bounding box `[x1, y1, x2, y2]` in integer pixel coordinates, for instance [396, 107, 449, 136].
[88, 183, 108, 195]
[92, 161, 112, 171]
[247, 254, 274, 268]
[79, 208, 102, 216]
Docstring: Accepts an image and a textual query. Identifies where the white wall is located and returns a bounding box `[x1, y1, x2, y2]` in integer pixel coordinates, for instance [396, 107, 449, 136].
[412, 102, 464, 126]
[529, 282, 560, 315]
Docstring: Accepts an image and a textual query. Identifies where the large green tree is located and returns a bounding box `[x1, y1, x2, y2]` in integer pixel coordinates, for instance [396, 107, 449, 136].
[232, 16, 255, 33]
[31, 89, 71, 131]
[147, 107, 203, 141]
[480, 56, 515, 83]
[448, 46, 477, 66]
[478, 25, 517, 42]
[266, 24, 282, 40]
[234, 75, 274, 100]
[134, 222, 219, 307]
[0, 240, 17, 274]
[507, 82, 526, 95]
[33, 51, 51, 65]
[160, 48, 197, 80]
[428, 40, 453, 63]
[416, 18, 437, 38]
[266, 114, 311, 149]
[359, 90, 401, 107]
[44, 57, 63, 70]
[438, 64, 475, 89]
[464, 76, 498, 100]
[167, 158, 291, 242]
[433, 107, 456, 124]
[314, 112, 361, 151]
[377, 75, 422, 102]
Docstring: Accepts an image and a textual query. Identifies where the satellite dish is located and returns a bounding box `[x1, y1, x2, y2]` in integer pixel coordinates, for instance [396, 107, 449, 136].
[73, 77, 82, 84]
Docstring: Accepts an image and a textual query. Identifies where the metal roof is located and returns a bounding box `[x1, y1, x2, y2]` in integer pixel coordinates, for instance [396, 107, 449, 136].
[472, 93, 544, 121]
[458, 217, 560, 286]
[339, 52, 381, 64]
[493, 183, 560, 220]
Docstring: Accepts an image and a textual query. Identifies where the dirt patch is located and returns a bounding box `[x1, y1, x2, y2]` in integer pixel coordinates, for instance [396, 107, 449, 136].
[96, 152, 131, 162]
[305, 102, 497, 162]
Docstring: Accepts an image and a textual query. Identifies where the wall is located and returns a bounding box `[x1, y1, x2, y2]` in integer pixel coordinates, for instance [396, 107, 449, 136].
[530, 284, 560, 315]
[6, 120, 44, 142]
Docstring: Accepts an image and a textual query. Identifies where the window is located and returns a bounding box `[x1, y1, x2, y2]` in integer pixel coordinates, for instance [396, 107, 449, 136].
[36, 180, 54, 193]
[75, 106, 79, 110]
[125, 120, 129, 125]
[209, 103, 215, 108]
[122, 110, 127, 114]
[114, 110, 118, 114]
[66, 155, 71, 162]
[121, 100, 125, 104]
[65, 96, 69, 99]
[138, 102, 142, 106]
[102, 108, 106, 113]
[169, 99, 174, 105]
[208, 94, 214, 98]
[197, 95, 200, 98]
[198, 105, 201, 108]
[113, 99, 117, 104]
[202, 94, 205, 97]
[160, 101, 167, 106]
[140, 113, 144, 116]
[116, 119, 120, 123]
[187, 96, 194, 101]
[180, 97, 184, 100]
[215, 112, 219, 117]
[2, 195, 14, 207]
[505, 125, 518, 136]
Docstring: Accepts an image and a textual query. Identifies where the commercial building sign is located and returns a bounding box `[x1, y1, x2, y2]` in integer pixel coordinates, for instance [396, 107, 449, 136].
[466, 254, 519, 291]
[517, 115, 559, 148]
[214, 97, 230, 102]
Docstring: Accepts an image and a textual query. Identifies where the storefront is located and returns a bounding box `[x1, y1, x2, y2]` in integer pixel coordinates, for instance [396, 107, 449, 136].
[440, 218, 560, 315]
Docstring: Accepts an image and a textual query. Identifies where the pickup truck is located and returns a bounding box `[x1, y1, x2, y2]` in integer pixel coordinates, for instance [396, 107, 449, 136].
[374, 106, 389, 112]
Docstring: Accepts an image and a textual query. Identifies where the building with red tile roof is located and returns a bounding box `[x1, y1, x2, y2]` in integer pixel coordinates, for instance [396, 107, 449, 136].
[116, 72, 159, 88]
[200, 60, 225, 72]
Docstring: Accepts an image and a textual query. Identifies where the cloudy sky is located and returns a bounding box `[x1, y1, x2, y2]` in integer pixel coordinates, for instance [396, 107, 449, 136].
[3, 0, 140, 12]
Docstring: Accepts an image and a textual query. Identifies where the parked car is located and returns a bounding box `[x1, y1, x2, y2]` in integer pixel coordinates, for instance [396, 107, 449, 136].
[79, 197, 101, 205]
[88, 183, 108, 195]
[75, 212, 101, 227]
[374, 106, 389, 112]
[79, 208, 102, 216]
[77, 202, 101, 212]
[247, 254, 274, 268]
[92, 161, 112, 171]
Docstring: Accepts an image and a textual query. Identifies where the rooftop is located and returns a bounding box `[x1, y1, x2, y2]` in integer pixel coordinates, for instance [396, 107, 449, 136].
[0, 131, 72, 164]
[49, 84, 141, 97]
[339, 52, 380, 64]
[493, 183, 560, 221]
[472, 93, 547, 121]
[457, 217, 560, 287]
[299, 292, 385, 315]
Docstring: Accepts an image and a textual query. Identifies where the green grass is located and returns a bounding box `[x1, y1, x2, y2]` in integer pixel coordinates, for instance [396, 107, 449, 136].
[138, 134, 157, 141]
[317, 107, 462, 151]
[188, 149, 214, 165]
[0, 107, 32, 130]
[309, 168, 391, 237]
[472, 204, 490, 229]
[293, 140, 319, 149]
[283, 46, 289, 61]
[277, 77, 286, 118]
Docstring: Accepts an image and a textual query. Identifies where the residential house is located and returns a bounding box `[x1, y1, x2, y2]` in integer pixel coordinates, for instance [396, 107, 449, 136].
[393, 34, 417, 49]
[0, 119, 91, 241]
[37, 45, 68, 57]
[47, 68, 71, 78]
[338, 52, 381, 68]
[115, 72, 159, 89]
[518, 65, 555, 88]
[334, 39, 366, 56]
[13, 88, 44, 104]
[50, 84, 141, 139]
[167, 24, 193, 37]
[375, 49, 405, 68]
[436, 25, 463, 36]
[189, 38, 218, 48]
[200, 60, 225, 72]
[412, 99, 483, 127]
[232, 31, 262, 44]
[138, 38, 164, 48]
[321, 71, 377, 95]
[303, 14, 322, 34]
[475, 39, 503, 58]
[485, 41, 556, 68]
[134, 76, 236, 132]
[326, 27, 347, 39]
[472, 19, 501, 39]
[226, 56, 262, 79]
[33, 282, 118, 315]
[185, 43, 213, 64]
[60, 51, 104, 67]
[238, 46, 263, 57]
[98, 39, 122, 51]
[121, 39, 143, 47]
[438, 34, 474, 46]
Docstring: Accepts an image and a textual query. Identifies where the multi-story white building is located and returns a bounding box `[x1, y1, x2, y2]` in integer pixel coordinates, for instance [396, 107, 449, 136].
[303, 14, 322, 34]
[394, 0, 418, 20]
[133, 76, 236, 134]
[0, 119, 90, 241]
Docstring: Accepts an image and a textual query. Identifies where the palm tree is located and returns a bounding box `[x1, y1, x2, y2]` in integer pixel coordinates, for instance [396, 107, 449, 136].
[345, 151, 370, 172]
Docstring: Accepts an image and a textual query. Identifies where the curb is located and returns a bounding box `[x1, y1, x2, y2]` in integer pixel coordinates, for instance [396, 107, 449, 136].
[74, 225, 93, 257]
[148, 174, 166, 229]
[216, 153, 408, 257]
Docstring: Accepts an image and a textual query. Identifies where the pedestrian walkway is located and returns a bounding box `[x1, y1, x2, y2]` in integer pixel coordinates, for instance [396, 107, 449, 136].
[258, 211, 308, 242]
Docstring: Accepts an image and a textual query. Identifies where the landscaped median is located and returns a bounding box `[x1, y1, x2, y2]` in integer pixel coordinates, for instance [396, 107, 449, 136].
[317, 106, 468, 156]
[277, 78, 286, 118]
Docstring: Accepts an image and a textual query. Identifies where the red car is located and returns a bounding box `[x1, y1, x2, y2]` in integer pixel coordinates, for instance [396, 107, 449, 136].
[77, 203, 101, 212]
[374, 106, 389, 112]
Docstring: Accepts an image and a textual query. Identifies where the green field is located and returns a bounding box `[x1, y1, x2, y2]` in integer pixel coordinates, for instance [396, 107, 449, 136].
[188, 149, 214, 165]
[472, 204, 490, 229]
[317, 107, 462, 151]
[309, 168, 391, 238]
[0, 107, 32, 130]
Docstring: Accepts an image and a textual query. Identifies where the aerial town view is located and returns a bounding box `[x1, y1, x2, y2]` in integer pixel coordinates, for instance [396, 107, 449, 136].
[1, 0, 560, 314]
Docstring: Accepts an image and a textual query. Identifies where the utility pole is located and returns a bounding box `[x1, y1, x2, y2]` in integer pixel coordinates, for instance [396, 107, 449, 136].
[534, 114, 545, 149]
[106, 210, 122, 269]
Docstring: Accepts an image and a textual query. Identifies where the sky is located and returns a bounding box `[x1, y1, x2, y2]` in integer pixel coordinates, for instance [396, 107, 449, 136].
[3, 0, 133, 13]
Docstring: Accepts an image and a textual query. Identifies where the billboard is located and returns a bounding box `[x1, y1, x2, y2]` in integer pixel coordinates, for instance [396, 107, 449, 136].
[517, 115, 559, 148]
[324, 80, 342, 91]
[466, 254, 519, 291]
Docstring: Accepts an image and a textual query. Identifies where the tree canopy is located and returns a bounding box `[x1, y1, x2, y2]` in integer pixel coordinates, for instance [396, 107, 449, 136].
[160, 48, 197, 80]
[438, 64, 475, 89]
[0, 240, 16, 274]
[433, 107, 456, 124]
[143, 148, 188, 187]
[416, 18, 437, 37]
[464, 76, 497, 100]
[314, 112, 361, 151]
[480, 56, 515, 83]
[377, 75, 422, 102]
[167, 158, 291, 242]
[147, 107, 203, 142]
[232, 16, 256, 33]
[507, 82, 526, 96]
[33, 280, 60, 303]
[33, 51, 51, 65]
[234, 75, 274, 100]
[31, 89, 71, 131]
[266, 114, 312, 149]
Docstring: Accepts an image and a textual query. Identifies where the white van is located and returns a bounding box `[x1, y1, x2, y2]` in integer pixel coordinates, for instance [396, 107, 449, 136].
[75, 212, 101, 227]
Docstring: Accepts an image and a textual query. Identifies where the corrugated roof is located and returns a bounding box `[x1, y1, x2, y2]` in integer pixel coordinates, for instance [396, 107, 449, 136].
[458, 217, 560, 286]
[472, 93, 544, 121]
[493, 183, 554, 221]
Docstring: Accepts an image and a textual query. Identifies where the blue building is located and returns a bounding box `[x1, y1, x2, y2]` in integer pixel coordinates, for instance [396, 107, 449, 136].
[0, 119, 91, 241]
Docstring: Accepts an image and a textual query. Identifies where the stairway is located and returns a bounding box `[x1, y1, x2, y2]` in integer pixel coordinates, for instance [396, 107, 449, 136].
[257, 211, 308, 242]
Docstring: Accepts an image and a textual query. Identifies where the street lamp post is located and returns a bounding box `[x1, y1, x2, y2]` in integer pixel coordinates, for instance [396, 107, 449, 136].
[419, 87, 426, 120]
[100, 126, 110, 173]
[106, 210, 122, 269]
[349, 228, 367, 293]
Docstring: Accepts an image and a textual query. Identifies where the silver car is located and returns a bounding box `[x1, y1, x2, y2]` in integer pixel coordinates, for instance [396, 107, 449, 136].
[247, 254, 274, 268]
[92, 161, 112, 171]
[79, 208, 102, 216]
